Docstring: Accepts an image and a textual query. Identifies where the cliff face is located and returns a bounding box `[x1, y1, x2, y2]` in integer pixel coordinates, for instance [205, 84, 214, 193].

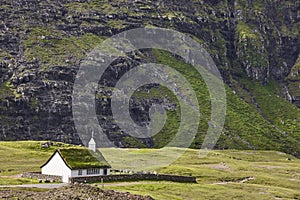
[0, 0, 299, 155]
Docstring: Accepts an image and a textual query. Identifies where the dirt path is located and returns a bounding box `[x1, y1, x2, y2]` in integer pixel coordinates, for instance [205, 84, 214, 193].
[0, 174, 22, 179]
[1, 180, 188, 189]
[0, 183, 67, 189]
[0, 182, 152, 189]
[212, 176, 255, 185]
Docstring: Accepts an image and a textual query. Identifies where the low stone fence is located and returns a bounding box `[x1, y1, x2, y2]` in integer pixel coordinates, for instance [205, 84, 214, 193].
[22, 172, 62, 182]
[70, 174, 197, 183]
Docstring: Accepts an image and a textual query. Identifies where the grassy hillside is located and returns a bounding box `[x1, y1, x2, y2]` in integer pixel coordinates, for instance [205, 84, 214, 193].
[0, 0, 299, 154]
[152, 50, 300, 157]
[0, 141, 300, 199]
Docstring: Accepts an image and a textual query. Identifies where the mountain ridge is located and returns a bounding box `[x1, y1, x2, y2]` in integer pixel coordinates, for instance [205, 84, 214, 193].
[0, 0, 299, 156]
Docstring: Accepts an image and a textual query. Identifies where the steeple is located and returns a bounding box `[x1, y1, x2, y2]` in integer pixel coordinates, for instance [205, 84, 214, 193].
[88, 131, 96, 152]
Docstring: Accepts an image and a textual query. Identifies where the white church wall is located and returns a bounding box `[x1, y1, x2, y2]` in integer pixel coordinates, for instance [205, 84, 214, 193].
[71, 168, 110, 177]
[41, 152, 71, 183]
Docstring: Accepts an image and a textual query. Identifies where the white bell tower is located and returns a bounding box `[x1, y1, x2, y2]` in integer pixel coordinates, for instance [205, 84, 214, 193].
[88, 131, 96, 152]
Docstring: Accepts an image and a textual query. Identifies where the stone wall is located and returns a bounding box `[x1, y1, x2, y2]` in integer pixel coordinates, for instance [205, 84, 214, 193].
[70, 174, 197, 183]
[22, 172, 62, 182]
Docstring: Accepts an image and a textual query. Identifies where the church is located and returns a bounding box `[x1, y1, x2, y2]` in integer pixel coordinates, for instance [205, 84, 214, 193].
[40, 138, 111, 183]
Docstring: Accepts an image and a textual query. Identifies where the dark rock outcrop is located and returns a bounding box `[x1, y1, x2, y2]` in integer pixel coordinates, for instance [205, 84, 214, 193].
[0, 0, 299, 149]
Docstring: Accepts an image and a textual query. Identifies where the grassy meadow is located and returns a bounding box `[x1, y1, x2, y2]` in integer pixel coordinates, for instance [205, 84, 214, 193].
[102, 148, 300, 199]
[0, 141, 72, 185]
[0, 141, 300, 199]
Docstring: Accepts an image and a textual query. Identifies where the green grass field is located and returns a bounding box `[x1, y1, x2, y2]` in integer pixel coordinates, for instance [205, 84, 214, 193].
[102, 148, 300, 199]
[0, 141, 300, 199]
[0, 141, 73, 185]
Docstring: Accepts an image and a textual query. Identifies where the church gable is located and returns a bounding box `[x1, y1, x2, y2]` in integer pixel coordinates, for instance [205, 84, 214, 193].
[41, 147, 111, 170]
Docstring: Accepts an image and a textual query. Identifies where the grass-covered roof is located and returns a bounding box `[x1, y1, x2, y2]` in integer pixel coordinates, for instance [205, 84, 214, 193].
[42, 147, 111, 169]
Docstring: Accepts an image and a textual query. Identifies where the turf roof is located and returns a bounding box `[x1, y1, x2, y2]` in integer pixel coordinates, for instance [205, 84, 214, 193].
[43, 147, 111, 169]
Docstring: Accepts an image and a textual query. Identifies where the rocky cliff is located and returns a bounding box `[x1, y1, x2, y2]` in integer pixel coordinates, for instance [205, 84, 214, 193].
[0, 0, 299, 156]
